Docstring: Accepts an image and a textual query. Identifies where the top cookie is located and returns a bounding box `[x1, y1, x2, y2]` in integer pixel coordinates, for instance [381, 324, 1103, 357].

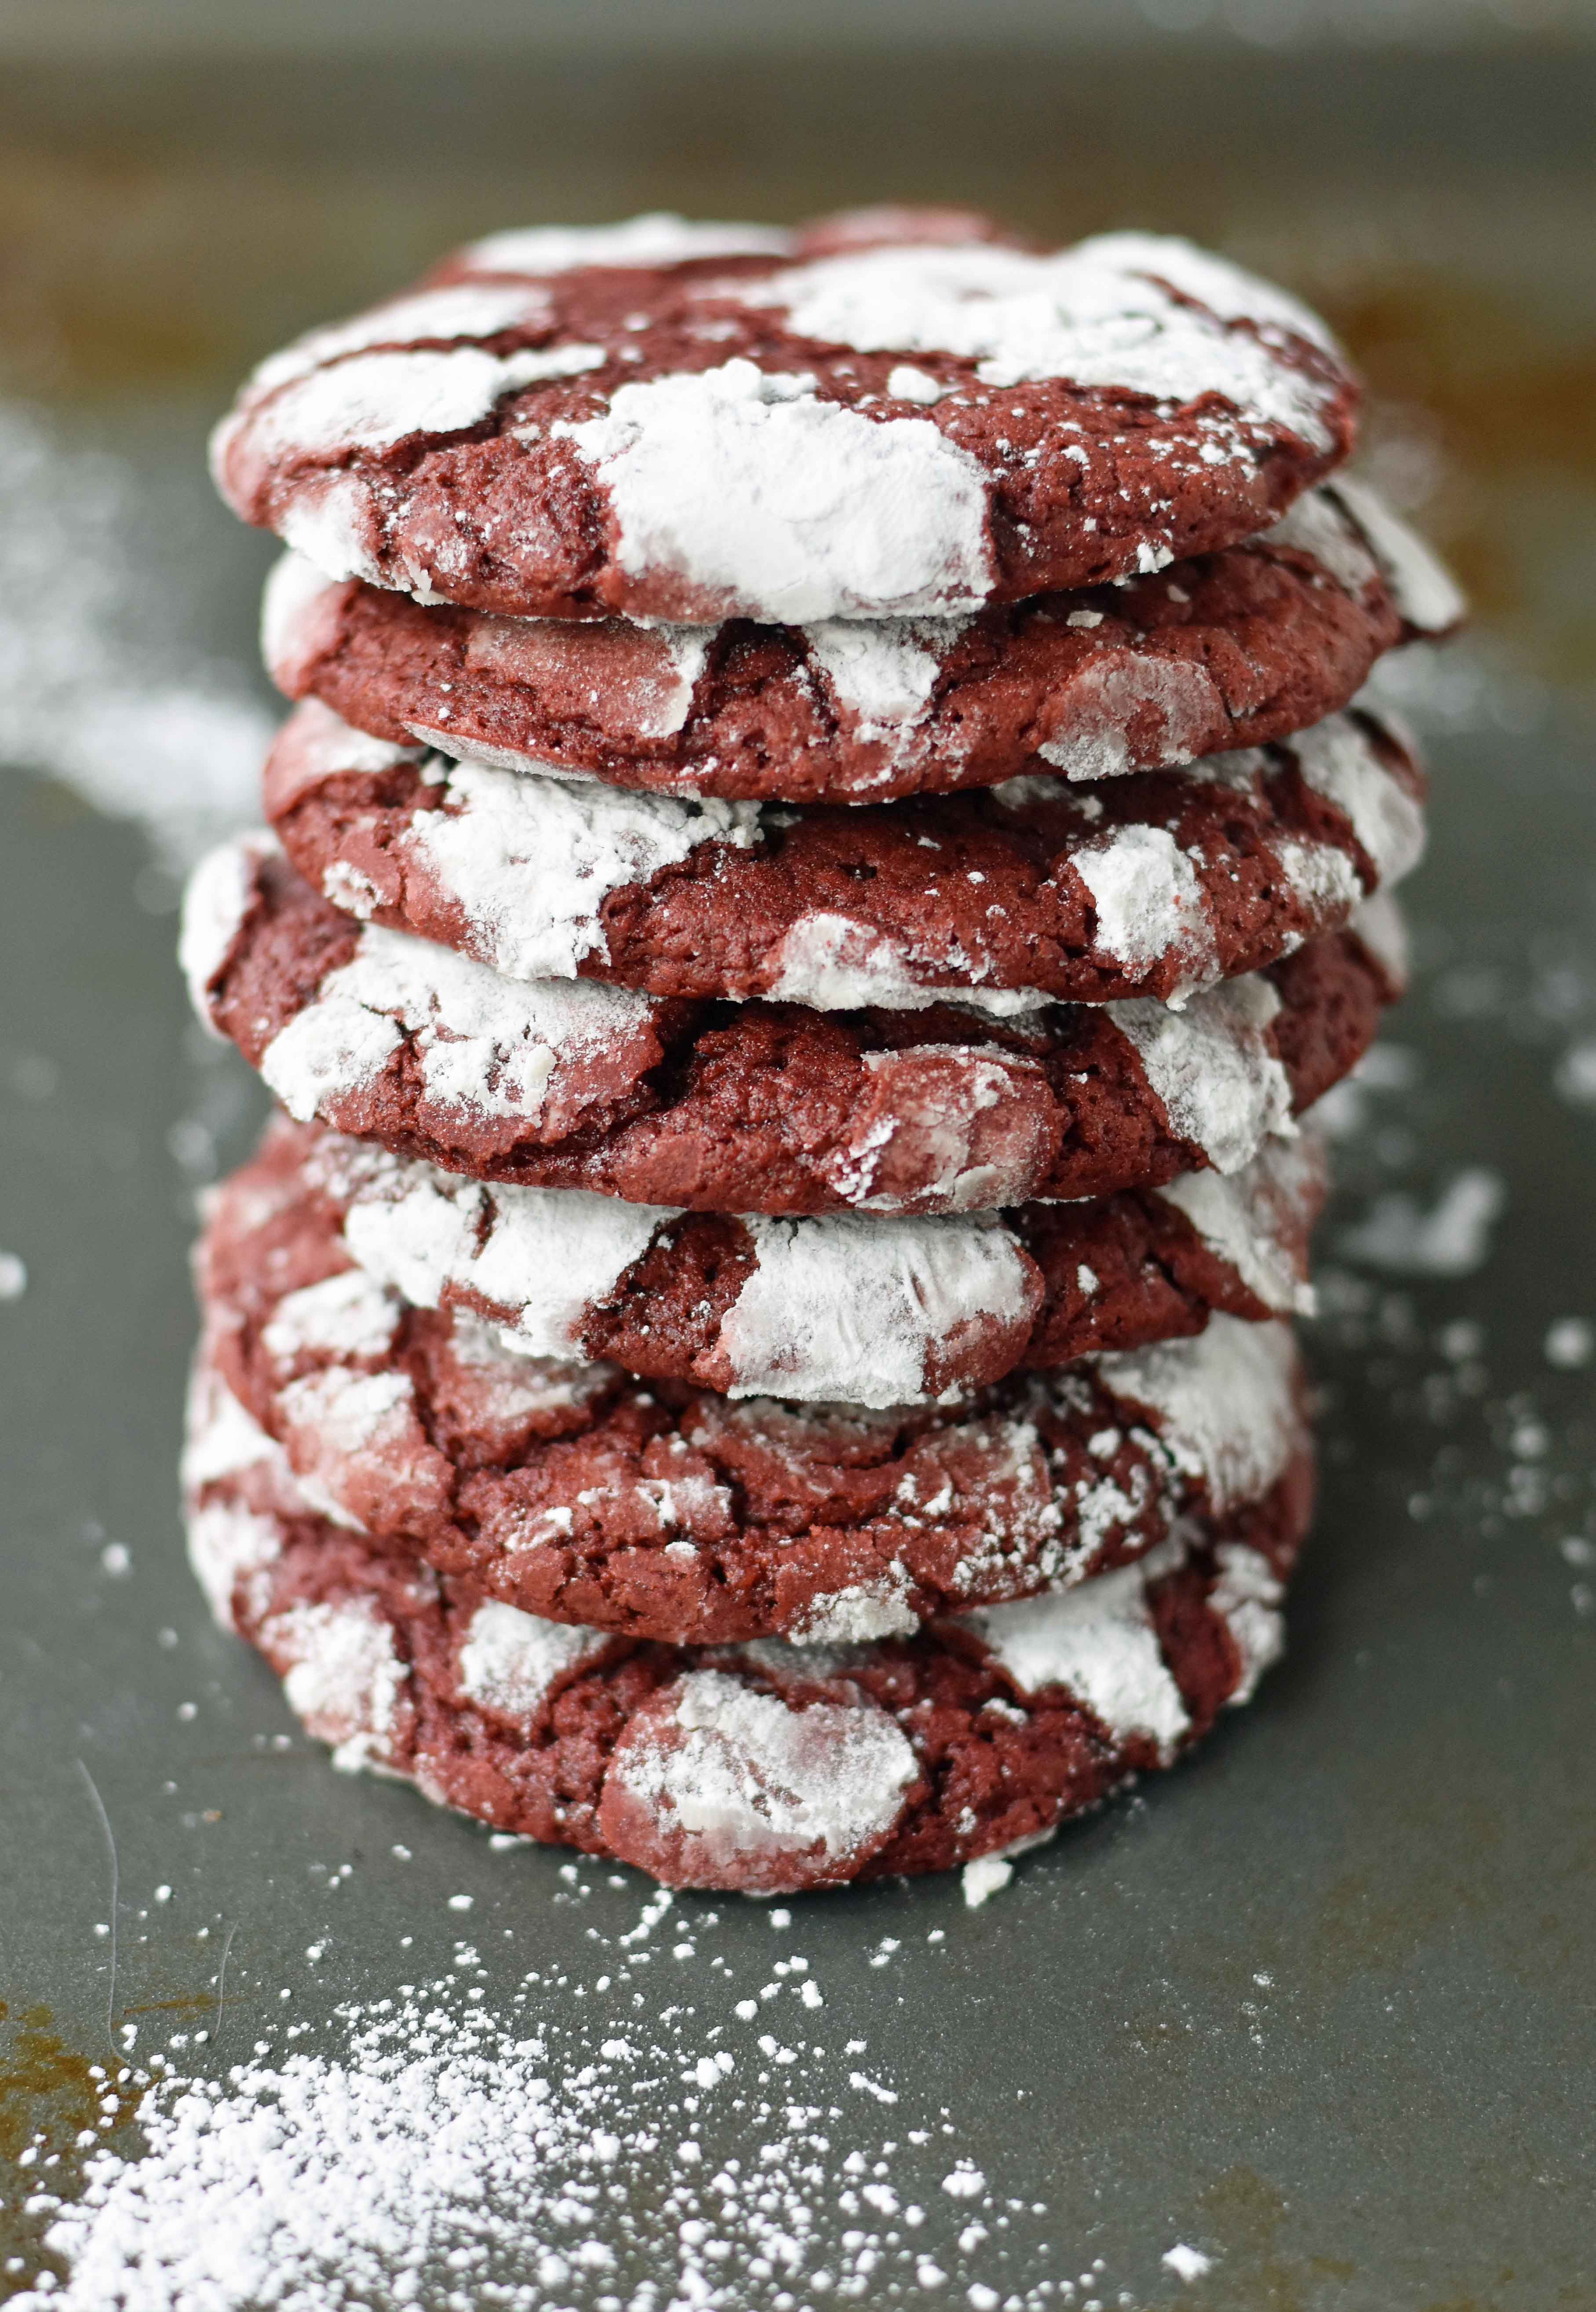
[211, 207, 1359, 625]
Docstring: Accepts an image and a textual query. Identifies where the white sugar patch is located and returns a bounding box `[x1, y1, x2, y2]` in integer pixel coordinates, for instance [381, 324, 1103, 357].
[244, 342, 603, 468]
[262, 1598, 408, 1771]
[178, 832, 276, 1016]
[260, 550, 349, 691]
[184, 1501, 284, 1630]
[612, 1669, 918, 1876]
[1261, 484, 1379, 596]
[558, 358, 993, 622]
[457, 1601, 613, 1717]
[1208, 1544, 1286, 1704]
[1290, 712, 1425, 887]
[247, 283, 558, 397]
[400, 752, 762, 981]
[464, 212, 790, 275]
[957, 1540, 1190, 1753]
[1074, 822, 1217, 991]
[255, 910, 655, 1127]
[1326, 474, 1466, 634]
[1158, 1131, 1320, 1316]
[1036, 654, 1221, 782]
[750, 235, 1337, 444]
[262, 1267, 401, 1366]
[0, 403, 272, 872]
[786, 1567, 919, 1644]
[327, 1142, 668, 1359]
[179, 1360, 282, 1496]
[764, 914, 1051, 1015]
[800, 615, 962, 736]
[720, 1211, 1035, 1408]
[1109, 970, 1293, 1173]
[1093, 1315, 1297, 1513]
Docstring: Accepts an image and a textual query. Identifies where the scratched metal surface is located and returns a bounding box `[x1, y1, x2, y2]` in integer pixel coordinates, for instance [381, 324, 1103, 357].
[1, 35, 1594, 2308]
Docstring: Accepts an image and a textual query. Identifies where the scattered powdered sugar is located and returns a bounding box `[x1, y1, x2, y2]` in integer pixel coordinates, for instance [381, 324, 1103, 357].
[1073, 821, 1217, 990]
[955, 1539, 1191, 1754]
[1108, 970, 1294, 1172]
[0, 402, 272, 872]
[718, 1210, 1036, 1408]
[392, 748, 763, 981]
[1337, 1166, 1506, 1277]
[462, 211, 791, 276]
[1091, 1316, 1298, 1514]
[457, 1599, 615, 1716]
[609, 1670, 920, 1882]
[745, 235, 1338, 444]
[1163, 2242, 1216, 2283]
[556, 359, 994, 623]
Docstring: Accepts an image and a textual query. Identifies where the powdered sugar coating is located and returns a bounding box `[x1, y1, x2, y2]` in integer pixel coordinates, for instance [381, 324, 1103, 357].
[1109, 973, 1293, 1172]
[462, 213, 791, 276]
[1292, 709, 1427, 886]
[1093, 1315, 1297, 1515]
[1208, 1542, 1287, 1702]
[261, 1598, 409, 1770]
[1074, 822, 1217, 992]
[604, 1669, 919, 1889]
[1324, 474, 1466, 634]
[177, 831, 273, 1019]
[762, 914, 1050, 1016]
[955, 1539, 1190, 1754]
[457, 1599, 614, 1716]
[749, 235, 1337, 441]
[1159, 1130, 1321, 1318]
[247, 284, 560, 398]
[257, 913, 655, 1130]
[557, 361, 994, 624]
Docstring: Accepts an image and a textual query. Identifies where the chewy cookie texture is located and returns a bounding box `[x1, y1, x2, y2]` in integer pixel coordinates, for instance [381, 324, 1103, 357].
[182, 204, 1460, 1893]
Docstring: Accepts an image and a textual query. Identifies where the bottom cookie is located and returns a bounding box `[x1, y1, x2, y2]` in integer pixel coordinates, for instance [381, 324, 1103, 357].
[185, 1358, 1312, 1895]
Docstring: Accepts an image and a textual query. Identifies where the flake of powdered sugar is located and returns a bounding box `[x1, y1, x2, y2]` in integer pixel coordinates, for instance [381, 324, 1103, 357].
[255, 908, 656, 1127]
[1091, 1315, 1297, 1513]
[463, 212, 791, 275]
[556, 359, 994, 623]
[397, 750, 763, 981]
[1073, 821, 1218, 991]
[457, 1600, 615, 1717]
[1108, 969, 1294, 1173]
[956, 1538, 1190, 1753]
[1036, 654, 1221, 781]
[609, 1670, 919, 1875]
[745, 235, 1337, 444]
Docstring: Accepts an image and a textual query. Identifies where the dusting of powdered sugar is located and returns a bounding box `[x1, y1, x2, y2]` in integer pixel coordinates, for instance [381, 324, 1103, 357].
[799, 615, 965, 737]
[1072, 822, 1218, 992]
[260, 1598, 409, 1772]
[388, 747, 763, 981]
[763, 913, 1053, 1014]
[1157, 1129, 1323, 1317]
[245, 283, 561, 398]
[718, 1210, 1037, 1408]
[177, 832, 276, 1017]
[1290, 709, 1427, 886]
[462, 212, 791, 275]
[555, 359, 994, 623]
[1324, 474, 1467, 634]
[250, 904, 657, 1128]
[1207, 1543, 1287, 1703]
[785, 1564, 921, 1643]
[1091, 1315, 1298, 1514]
[1036, 655, 1221, 781]
[955, 1538, 1191, 1755]
[457, 1600, 615, 1716]
[1108, 969, 1294, 1173]
[0, 403, 272, 872]
[1260, 483, 1380, 596]
[609, 1670, 920, 1879]
[744, 235, 1338, 445]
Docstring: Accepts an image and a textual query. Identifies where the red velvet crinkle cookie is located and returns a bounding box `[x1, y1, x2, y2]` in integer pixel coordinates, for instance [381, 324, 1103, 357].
[262, 479, 1461, 804]
[230, 1112, 1323, 1409]
[195, 1152, 1310, 1646]
[184, 1360, 1310, 1893]
[209, 206, 1359, 624]
[182, 837, 1402, 1215]
[259, 701, 1424, 1012]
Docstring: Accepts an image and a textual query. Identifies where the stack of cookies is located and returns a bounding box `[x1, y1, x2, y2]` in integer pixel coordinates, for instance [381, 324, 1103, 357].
[180, 208, 1461, 1896]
